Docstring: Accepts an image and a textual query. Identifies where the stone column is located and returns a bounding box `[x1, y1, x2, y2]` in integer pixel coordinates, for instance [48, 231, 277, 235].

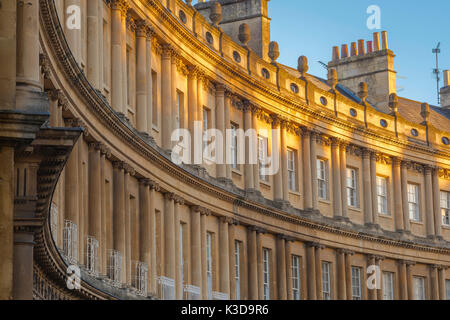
[276, 235, 287, 300]
[430, 265, 439, 300]
[367, 255, 377, 300]
[190, 206, 202, 296]
[215, 84, 227, 180]
[200, 208, 210, 299]
[48, 90, 59, 127]
[65, 137, 79, 259]
[219, 217, 230, 296]
[336, 249, 346, 300]
[424, 166, 436, 238]
[256, 229, 264, 300]
[12, 229, 34, 300]
[121, 8, 128, 115]
[0, 0, 16, 111]
[370, 152, 379, 225]
[398, 260, 408, 300]
[280, 121, 289, 202]
[285, 239, 293, 300]
[100, 147, 108, 276]
[314, 244, 323, 300]
[171, 51, 178, 133]
[243, 104, 254, 191]
[432, 168, 442, 239]
[110, 0, 125, 113]
[164, 193, 176, 281]
[139, 180, 150, 291]
[252, 106, 260, 192]
[135, 21, 148, 134]
[225, 92, 233, 180]
[406, 261, 415, 300]
[305, 242, 316, 300]
[340, 143, 349, 219]
[401, 161, 411, 232]
[146, 28, 154, 137]
[375, 257, 383, 300]
[273, 118, 283, 201]
[301, 129, 312, 210]
[331, 139, 342, 218]
[64, 0, 82, 62]
[88, 143, 102, 272]
[124, 166, 133, 285]
[161, 45, 172, 150]
[310, 132, 318, 210]
[392, 157, 404, 231]
[228, 220, 236, 300]
[87, 0, 100, 89]
[187, 66, 198, 164]
[149, 181, 159, 294]
[362, 149, 373, 226]
[344, 251, 353, 300]
[247, 226, 258, 300]
[438, 266, 446, 300]
[174, 196, 184, 300]
[112, 162, 126, 283]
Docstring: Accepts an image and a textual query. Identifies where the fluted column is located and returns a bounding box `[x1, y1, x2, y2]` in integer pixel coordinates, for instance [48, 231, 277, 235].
[120, 8, 128, 115]
[174, 196, 184, 300]
[280, 121, 289, 202]
[401, 161, 411, 232]
[432, 168, 442, 239]
[344, 251, 353, 300]
[135, 21, 148, 133]
[219, 217, 230, 296]
[139, 180, 150, 291]
[273, 118, 283, 201]
[149, 182, 158, 294]
[247, 226, 258, 299]
[87, 0, 100, 88]
[305, 242, 316, 300]
[65, 135, 79, 258]
[124, 165, 133, 285]
[276, 235, 287, 300]
[112, 162, 126, 283]
[367, 255, 377, 300]
[285, 238, 294, 300]
[216, 84, 226, 179]
[243, 104, 254, 191]
[164, 193, 176, 281]
[171, 51, 178, 133]
[375, 256, 383, 300]
[340, 143, 349, 219]
[100, 147, 108, 275]
[256, 229, 264, 300]
[110, 1, 125, 113]
[88, 143, 102, 272]
[228, 220, 236, 300]
[392, 157, 404, 231]
[336, 249, 346, 299]
[424, 166, 435, 238]
[301, 129, 312, 209]
[200, 208, 210, 299]
[315, 245, 323, 300]
[146, 28, 154, 136]
[398, 260, 408, 300]
[438, 266, 446, 300]
[225, 92, 233, 180]
[370, 152, 379, 225]
[406, 261, 415, 300]
[161, 45, 173, 150]
[310, 132, 318, 210]
[362, 149, 374, 226]
[190, 206, 202, 296]
[252, 106, 260, 192]
[430, 265, 439, 300]
[331, 139, 342, 218]
[187, 66, 198, 164]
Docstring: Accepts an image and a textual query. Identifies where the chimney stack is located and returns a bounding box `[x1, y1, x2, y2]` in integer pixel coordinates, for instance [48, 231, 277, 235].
[367, 41, 373, 53]
[332, 46, 340, 61]
[350, 42, 357, 56]
[358, 40, 365, 56]
[373, 32, 380, 51]
[341, 44, 349, 58]
[381, 31, 388, 50]
[441, 70, 450, 109]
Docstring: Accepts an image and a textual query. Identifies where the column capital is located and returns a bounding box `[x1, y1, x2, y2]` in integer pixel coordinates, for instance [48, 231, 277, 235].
[247, 225, 266, 234]
[123, 163, 135, 176]
[112, 160, 125, 170]
[88, 142, 102, 152]
[99, 144, 112, 158]
[276, 234, 296, 242]
[173, 195, 185, 205]
[191, 205, 211, 216]
[164, 192, 176, 201]
[161, 44, 174, 59]
[368, 254, 385, 262]
[219, 216, 234, 225]
[187, 65, 200, 79]
[135, 19, 148, 38]
[214, 83, 228, 94]
[242, 100, 253, 113]
[305, 241, 324, 249]
[423, 164, 433, 175]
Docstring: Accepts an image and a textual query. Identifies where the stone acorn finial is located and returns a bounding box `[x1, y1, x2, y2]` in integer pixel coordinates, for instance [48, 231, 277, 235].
[327, 68, 338, 90]
[297, 56, 309, 78]
[358, 82, 368, 104]
[421, 103, 430, 122]
[389, 93, 399, 113]
[238, 23, 250, 46]
[210, 1, 223, 26]
[268, 41, 280, 63]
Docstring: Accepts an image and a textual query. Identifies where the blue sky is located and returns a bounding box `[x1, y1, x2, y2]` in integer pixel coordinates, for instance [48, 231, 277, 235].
[268, 0, 450, 106]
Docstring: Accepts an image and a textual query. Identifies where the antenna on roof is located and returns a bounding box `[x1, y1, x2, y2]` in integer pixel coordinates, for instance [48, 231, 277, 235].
[318, 61, 329, 70]
[432, 42, 441, 104]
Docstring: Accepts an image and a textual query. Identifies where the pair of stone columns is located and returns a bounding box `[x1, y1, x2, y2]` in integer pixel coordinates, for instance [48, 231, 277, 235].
[305, 242, 325, 300]
[331, 139, 350, 220]
[247, 226, 267, 299]
[362, 149, 379, 227]
[301, 129, 319, 211]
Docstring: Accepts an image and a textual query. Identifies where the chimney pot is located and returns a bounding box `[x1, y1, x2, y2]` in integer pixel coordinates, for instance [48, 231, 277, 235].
[444, 70, 450, 87]
[367, 41, 373, 53]
[358, 40, 365, 56]
[332, 46, 340, 61]
[381, 31, 388, 50]
[373, 32, 380, 51]
[350, 42, 357, 56]
[341, 44, 349, 58]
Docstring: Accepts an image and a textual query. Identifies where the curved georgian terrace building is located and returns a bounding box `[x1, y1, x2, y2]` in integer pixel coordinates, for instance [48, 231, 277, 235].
[0, 0, 450, 301]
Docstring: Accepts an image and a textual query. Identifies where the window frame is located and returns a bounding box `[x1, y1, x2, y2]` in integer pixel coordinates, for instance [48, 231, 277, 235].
[317, 159, 328, 200]
[413, 276, 426, 300]
[287, 148, 297, 192]
[382, 272, 395, 300]
[346, 168, 358, 208]
[376, 176, 389, 215]
[321, 261, 331, 300]
[351, 266, 362, 300]
[258, 136, 269, 182]
[440, 191, 450, 226]
[291, 255, 301, 300]
[407, 183, 421, 221]
[262, 248, 270, 300]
